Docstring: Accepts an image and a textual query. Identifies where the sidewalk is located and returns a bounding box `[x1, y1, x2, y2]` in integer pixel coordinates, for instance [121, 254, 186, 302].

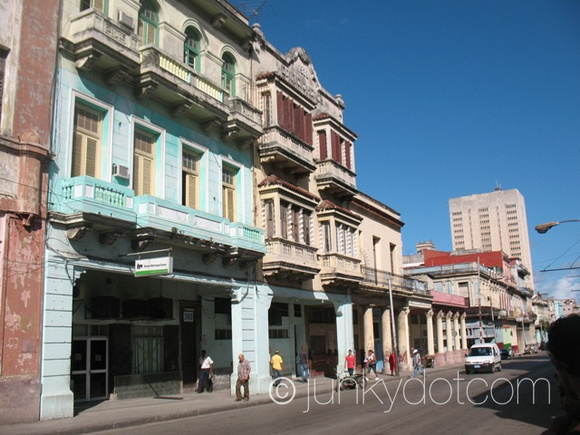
[2, 365, 458, 435]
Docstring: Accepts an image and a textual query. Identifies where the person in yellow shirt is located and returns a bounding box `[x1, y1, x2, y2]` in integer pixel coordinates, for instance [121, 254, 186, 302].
[270, 350, 284, 386]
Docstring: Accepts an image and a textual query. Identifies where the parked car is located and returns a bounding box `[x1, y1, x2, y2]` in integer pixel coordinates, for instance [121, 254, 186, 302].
[465, 343, 502, 374]
[499, 349, 509, 360]
[523, 344, 538, 355]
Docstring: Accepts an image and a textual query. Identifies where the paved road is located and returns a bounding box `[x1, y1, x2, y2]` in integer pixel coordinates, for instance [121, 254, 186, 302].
[95, 354, 559, 435]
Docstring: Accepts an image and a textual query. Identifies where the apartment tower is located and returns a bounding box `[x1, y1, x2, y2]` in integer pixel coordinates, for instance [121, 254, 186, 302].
[449, 187, 534, 290]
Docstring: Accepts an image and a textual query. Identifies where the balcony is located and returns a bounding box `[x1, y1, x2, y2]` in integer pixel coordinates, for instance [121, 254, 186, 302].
[258, 126, 316, 175]
[315, 159, 357, 198]
[319, 253, 363, 288]
[263, 238, 320, 282]
[61, 10, 262, 143]
[50, 176, 265, 260]
[361, 266, 430, 296]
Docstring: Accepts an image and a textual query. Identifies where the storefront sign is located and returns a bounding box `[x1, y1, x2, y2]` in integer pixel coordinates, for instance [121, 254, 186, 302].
[135, 256, 173, 277]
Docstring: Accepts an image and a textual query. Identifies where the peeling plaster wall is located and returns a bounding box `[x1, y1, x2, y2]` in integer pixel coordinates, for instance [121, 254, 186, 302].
[0, 0, 58, 425]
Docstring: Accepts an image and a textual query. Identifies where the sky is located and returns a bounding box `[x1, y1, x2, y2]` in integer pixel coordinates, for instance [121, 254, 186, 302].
[235, 0, 580, 301]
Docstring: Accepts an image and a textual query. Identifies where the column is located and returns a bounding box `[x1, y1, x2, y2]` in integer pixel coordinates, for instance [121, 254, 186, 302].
[334, 298, 354, 375]
[453, 312, 461, 350]
[41, 251, 75, 420]
[435, 311, 446, 367]
[460, 312, 468, 350]
[382, 308, 393, 359]
[453, 312, 463, 362]
[445, 311, 455, 363]
[397, 307, 410, 370]
[364, 306, 374, 352]
[230, 283, 273, 394]
[426, 310, 435, 356]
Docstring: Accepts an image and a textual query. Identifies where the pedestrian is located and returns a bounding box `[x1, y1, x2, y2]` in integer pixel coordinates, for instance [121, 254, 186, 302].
[270, 350, 284, 386]
[235, 353, 251, 402]
[541, 314, 580, 435]
[388, 351, 397, 376]
[198, 349, 214, 393]
[366, 349, 377, 378]
[298, 346, 309, 382]
[345, 349, 356, 376]
[412, 348, 425, 378]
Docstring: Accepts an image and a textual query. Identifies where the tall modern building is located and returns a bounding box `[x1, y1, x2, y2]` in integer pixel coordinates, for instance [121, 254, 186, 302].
[449, 187, 534, 291]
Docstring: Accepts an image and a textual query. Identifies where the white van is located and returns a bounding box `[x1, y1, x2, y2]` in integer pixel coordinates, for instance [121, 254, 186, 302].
[465, 343, 502, 374]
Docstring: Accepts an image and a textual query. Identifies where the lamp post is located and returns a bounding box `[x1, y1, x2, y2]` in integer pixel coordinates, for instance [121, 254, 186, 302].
[535, 219, 580, 234]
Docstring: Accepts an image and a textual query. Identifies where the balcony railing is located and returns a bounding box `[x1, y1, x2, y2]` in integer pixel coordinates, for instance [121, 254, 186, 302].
[258, 126, 316, 173]
[265, 238, 318, 264]
[139, 46, 226, 104]
[362, 266, 429, 295]
[315, 159, 357, 196]
[54, 177, 265, 254]
[58, 176, 136, 220]
[319, 253, 363, 285]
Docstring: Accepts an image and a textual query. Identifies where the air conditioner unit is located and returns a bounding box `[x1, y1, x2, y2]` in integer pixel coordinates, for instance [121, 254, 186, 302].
[112, 164, 130, 179]
[118, 11, 134, 30]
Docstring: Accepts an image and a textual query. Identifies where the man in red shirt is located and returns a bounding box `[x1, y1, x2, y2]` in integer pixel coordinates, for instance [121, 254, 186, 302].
[345, 349, 356, 375]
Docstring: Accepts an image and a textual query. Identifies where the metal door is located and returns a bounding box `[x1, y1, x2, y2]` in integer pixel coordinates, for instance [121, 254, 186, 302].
[72, 337, 108, 401]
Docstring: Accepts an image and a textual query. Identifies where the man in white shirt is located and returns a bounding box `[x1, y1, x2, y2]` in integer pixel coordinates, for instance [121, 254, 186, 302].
[198, 349, 214, 393]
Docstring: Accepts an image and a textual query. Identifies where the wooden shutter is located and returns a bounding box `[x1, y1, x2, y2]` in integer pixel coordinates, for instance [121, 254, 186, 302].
[147, 23, 156, 45]
[280, 202, 288, 239]
[304, 112, 313, 145]
[223, 187, 235, 221]
[266, 201, 274, 238]
[93, 0, 104, 11]
[345, 141, 352, 169]
[185, 173, 197, 208]
[318, 131, 327, 160]
[303, 212, 310, 245]
[291, 207, 299, 242]
[72, 133, 83, 177]
[276, 92, 285, 128]
[85, 137, 97, 177]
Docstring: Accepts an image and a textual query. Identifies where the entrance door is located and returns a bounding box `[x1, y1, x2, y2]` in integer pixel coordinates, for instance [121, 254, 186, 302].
[72, 337, 108, 401]
[180, 304, 198, 386]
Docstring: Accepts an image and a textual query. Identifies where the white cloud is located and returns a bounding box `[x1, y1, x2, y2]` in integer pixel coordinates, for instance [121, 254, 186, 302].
[535, 272, 580, 302]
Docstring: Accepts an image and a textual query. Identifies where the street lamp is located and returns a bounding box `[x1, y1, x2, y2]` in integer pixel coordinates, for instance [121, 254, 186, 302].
[535, 220, 580, 234]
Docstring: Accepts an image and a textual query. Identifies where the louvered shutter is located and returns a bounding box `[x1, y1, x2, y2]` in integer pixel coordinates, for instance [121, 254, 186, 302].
[304, 112, 313, 145]
[147, 24, 156, 45]
[85, 137, 97, 177]
[142, 158, 152, 195]
[185, 173, 197, 208]
[266, 201, 274, 238]
[93, 0, 104, 11]
[280, 203, 288, 239]
[318, 131, 327, 160]
[72, 133, 83, 176]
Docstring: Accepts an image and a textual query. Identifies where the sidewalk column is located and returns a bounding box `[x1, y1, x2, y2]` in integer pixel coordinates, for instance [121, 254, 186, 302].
[445, 311, 455, 363]
[435, 310, 446, 367]
[460, 312, 468, 350]
[397, 307, 411, 370]
[453, 311, 463, 363]
[453, 312, 461, 350]
[426, 309, 435, 356]
[230, 283, 273, 395]
[382, 308, 393, 370]
[334, 297, 354, 376]
[364, 305, 374, 352]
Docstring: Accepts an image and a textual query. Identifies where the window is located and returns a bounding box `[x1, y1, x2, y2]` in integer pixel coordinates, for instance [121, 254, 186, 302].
[222, 165, 236, 221]
[303, 211, 311, 245]
[72, 103, 102, 177]
[280, 201, 288, 239]
[265, 201, 275, 238]
[182, 149, 199, 209]
[262, 92, 272, 127]
[322, 221, 332, 253]
[138, 0, 158, 45]
[184, 27, 200, 71]
[133, 128, 156, 195]
[80, 0, 106, 12]
[133, 325, 162, 374]
[221, 53, 235, 97]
